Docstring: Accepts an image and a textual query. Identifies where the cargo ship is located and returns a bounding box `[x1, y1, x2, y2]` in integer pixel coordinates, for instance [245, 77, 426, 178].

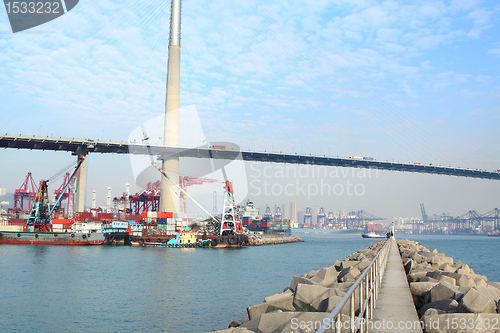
[240, 200, 291, 233]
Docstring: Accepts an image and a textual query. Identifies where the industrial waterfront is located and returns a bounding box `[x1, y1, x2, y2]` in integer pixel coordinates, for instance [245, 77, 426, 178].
[1, 233, 499, 332]
[1, 0, 499, 331]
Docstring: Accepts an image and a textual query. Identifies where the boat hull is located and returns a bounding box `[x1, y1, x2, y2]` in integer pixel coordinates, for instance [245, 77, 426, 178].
[210, 234, 249, 248]
[361, 234, 386, 239]
[0, 231, 105, 245]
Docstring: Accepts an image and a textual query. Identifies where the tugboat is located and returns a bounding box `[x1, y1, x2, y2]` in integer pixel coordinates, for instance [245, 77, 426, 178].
[165, 225, 211, 248]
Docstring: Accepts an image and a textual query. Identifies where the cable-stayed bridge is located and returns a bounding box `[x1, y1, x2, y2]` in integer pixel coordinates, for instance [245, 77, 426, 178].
[2, 134, 499, 180]
[1, 0, 499, 216]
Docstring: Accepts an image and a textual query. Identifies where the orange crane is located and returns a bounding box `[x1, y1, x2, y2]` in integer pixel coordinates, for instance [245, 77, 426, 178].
[179, 176, 217, 213]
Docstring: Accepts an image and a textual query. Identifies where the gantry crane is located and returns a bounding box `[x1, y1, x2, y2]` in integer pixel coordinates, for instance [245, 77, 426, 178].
[114, 176, 217, 215]
[10, 172, 38, 214]
[52, 172, 75, 218]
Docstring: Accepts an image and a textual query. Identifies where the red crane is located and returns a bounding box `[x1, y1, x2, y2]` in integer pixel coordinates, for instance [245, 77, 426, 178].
[52, 172, 75, 218]
[114, 176, 217, 215]
[113, 181, 161, 216]
[10, 172, 38, 214]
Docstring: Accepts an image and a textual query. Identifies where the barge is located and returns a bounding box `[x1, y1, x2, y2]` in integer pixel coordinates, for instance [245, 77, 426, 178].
[0, 230, 104, 245]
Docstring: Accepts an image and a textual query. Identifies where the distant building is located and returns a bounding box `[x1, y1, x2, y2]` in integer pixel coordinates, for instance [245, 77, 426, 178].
[297, 208, 304, 225]
[290, 201, 297, 223]
[282, 203, 288, 220]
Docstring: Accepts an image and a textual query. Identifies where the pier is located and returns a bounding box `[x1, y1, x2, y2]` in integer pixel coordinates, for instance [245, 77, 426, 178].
[210, 237, 500, 332]
[370, 239, 422, 333]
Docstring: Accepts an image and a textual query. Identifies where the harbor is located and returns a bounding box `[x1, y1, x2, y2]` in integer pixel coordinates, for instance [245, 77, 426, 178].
[0, 153, 302, 248]
[2, 234, 499, 332]
[0, 0, 499, 331]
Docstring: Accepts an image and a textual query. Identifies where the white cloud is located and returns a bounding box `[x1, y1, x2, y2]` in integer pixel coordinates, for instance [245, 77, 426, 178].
[466, 9, 492, 38]
[488, 48, 500, 55]
[0, 0, 498, 167]
[451, 0, 484, 11]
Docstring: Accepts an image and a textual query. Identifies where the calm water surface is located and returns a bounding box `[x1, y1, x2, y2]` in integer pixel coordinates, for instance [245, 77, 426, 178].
[0, 233, 498, 332]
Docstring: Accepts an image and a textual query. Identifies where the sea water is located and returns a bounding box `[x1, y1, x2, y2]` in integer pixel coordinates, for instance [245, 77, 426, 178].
[0, 234, 498, 332]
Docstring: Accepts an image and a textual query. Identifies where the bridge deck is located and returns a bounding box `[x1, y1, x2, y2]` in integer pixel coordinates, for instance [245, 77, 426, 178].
[370, 239, 423, 333]
[1, 135, 499, 180]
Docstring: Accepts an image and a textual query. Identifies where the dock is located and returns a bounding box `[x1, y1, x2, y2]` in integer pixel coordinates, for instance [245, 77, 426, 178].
[370, 239, 423, 333]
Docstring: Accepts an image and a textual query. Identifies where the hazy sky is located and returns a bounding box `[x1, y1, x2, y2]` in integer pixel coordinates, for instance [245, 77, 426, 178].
[0, 0, 499, 219]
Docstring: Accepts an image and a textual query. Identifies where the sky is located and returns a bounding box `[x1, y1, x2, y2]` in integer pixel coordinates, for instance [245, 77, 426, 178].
[0, 0, 499, 220]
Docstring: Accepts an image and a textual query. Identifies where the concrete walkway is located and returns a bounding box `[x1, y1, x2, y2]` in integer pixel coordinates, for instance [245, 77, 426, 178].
[370, 239, 423, 333]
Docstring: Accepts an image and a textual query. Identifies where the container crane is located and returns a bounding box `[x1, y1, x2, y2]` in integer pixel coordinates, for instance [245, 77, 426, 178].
[114, 176, 217, 215]
[11, 172, 38, 214]
[52, 172, 75, 218]
[27, 151, 88, 232]
[179, 176, 217, 213]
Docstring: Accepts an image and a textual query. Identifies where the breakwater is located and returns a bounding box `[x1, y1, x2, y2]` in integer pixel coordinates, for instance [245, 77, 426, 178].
[398, 240, 500, 332]
[249, 233, 304, 246]
[209, 240, 386, 332]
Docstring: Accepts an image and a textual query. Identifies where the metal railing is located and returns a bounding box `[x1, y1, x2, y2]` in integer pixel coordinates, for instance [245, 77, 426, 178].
[317, 240, 391, 333]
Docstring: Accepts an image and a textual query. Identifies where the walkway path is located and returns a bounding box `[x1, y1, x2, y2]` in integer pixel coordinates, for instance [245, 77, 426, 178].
[370, 239, 423, 332]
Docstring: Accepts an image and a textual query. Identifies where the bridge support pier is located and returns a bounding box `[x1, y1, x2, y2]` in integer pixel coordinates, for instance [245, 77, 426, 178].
[75, 150, 87, 213]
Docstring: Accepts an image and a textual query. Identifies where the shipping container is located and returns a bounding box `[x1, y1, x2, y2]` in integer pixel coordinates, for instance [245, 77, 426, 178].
[127, 215, 141, 221]
[53, 218, 72, 224]
[0, 225, 23, 232]
[98, 213, 114, 220]
[76, 212, 93, 219]
[8, 218, 27, 225]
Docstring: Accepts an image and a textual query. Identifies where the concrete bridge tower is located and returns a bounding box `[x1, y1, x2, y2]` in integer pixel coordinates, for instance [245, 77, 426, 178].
[75, 147, 87, 213]
[160, 0, 181, 213]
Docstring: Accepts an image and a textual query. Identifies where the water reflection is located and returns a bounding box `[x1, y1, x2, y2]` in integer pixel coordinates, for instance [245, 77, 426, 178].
[31, 245, 50, 264]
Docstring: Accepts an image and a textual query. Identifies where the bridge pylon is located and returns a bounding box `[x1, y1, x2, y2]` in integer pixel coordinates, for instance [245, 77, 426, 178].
[160, 0, 181, 214]
[75, 147, 87, 213]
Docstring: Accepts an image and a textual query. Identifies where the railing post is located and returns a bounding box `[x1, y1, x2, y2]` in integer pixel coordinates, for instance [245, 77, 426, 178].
[350, 293, 355, 333]
[377, 255, 381, 297]
[374, 257, 378, 301]
[315, 241, 389, 333]
[359, 279, 364, 333]
[364, 274, 369, 331]
[371, 264, 375, 314]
